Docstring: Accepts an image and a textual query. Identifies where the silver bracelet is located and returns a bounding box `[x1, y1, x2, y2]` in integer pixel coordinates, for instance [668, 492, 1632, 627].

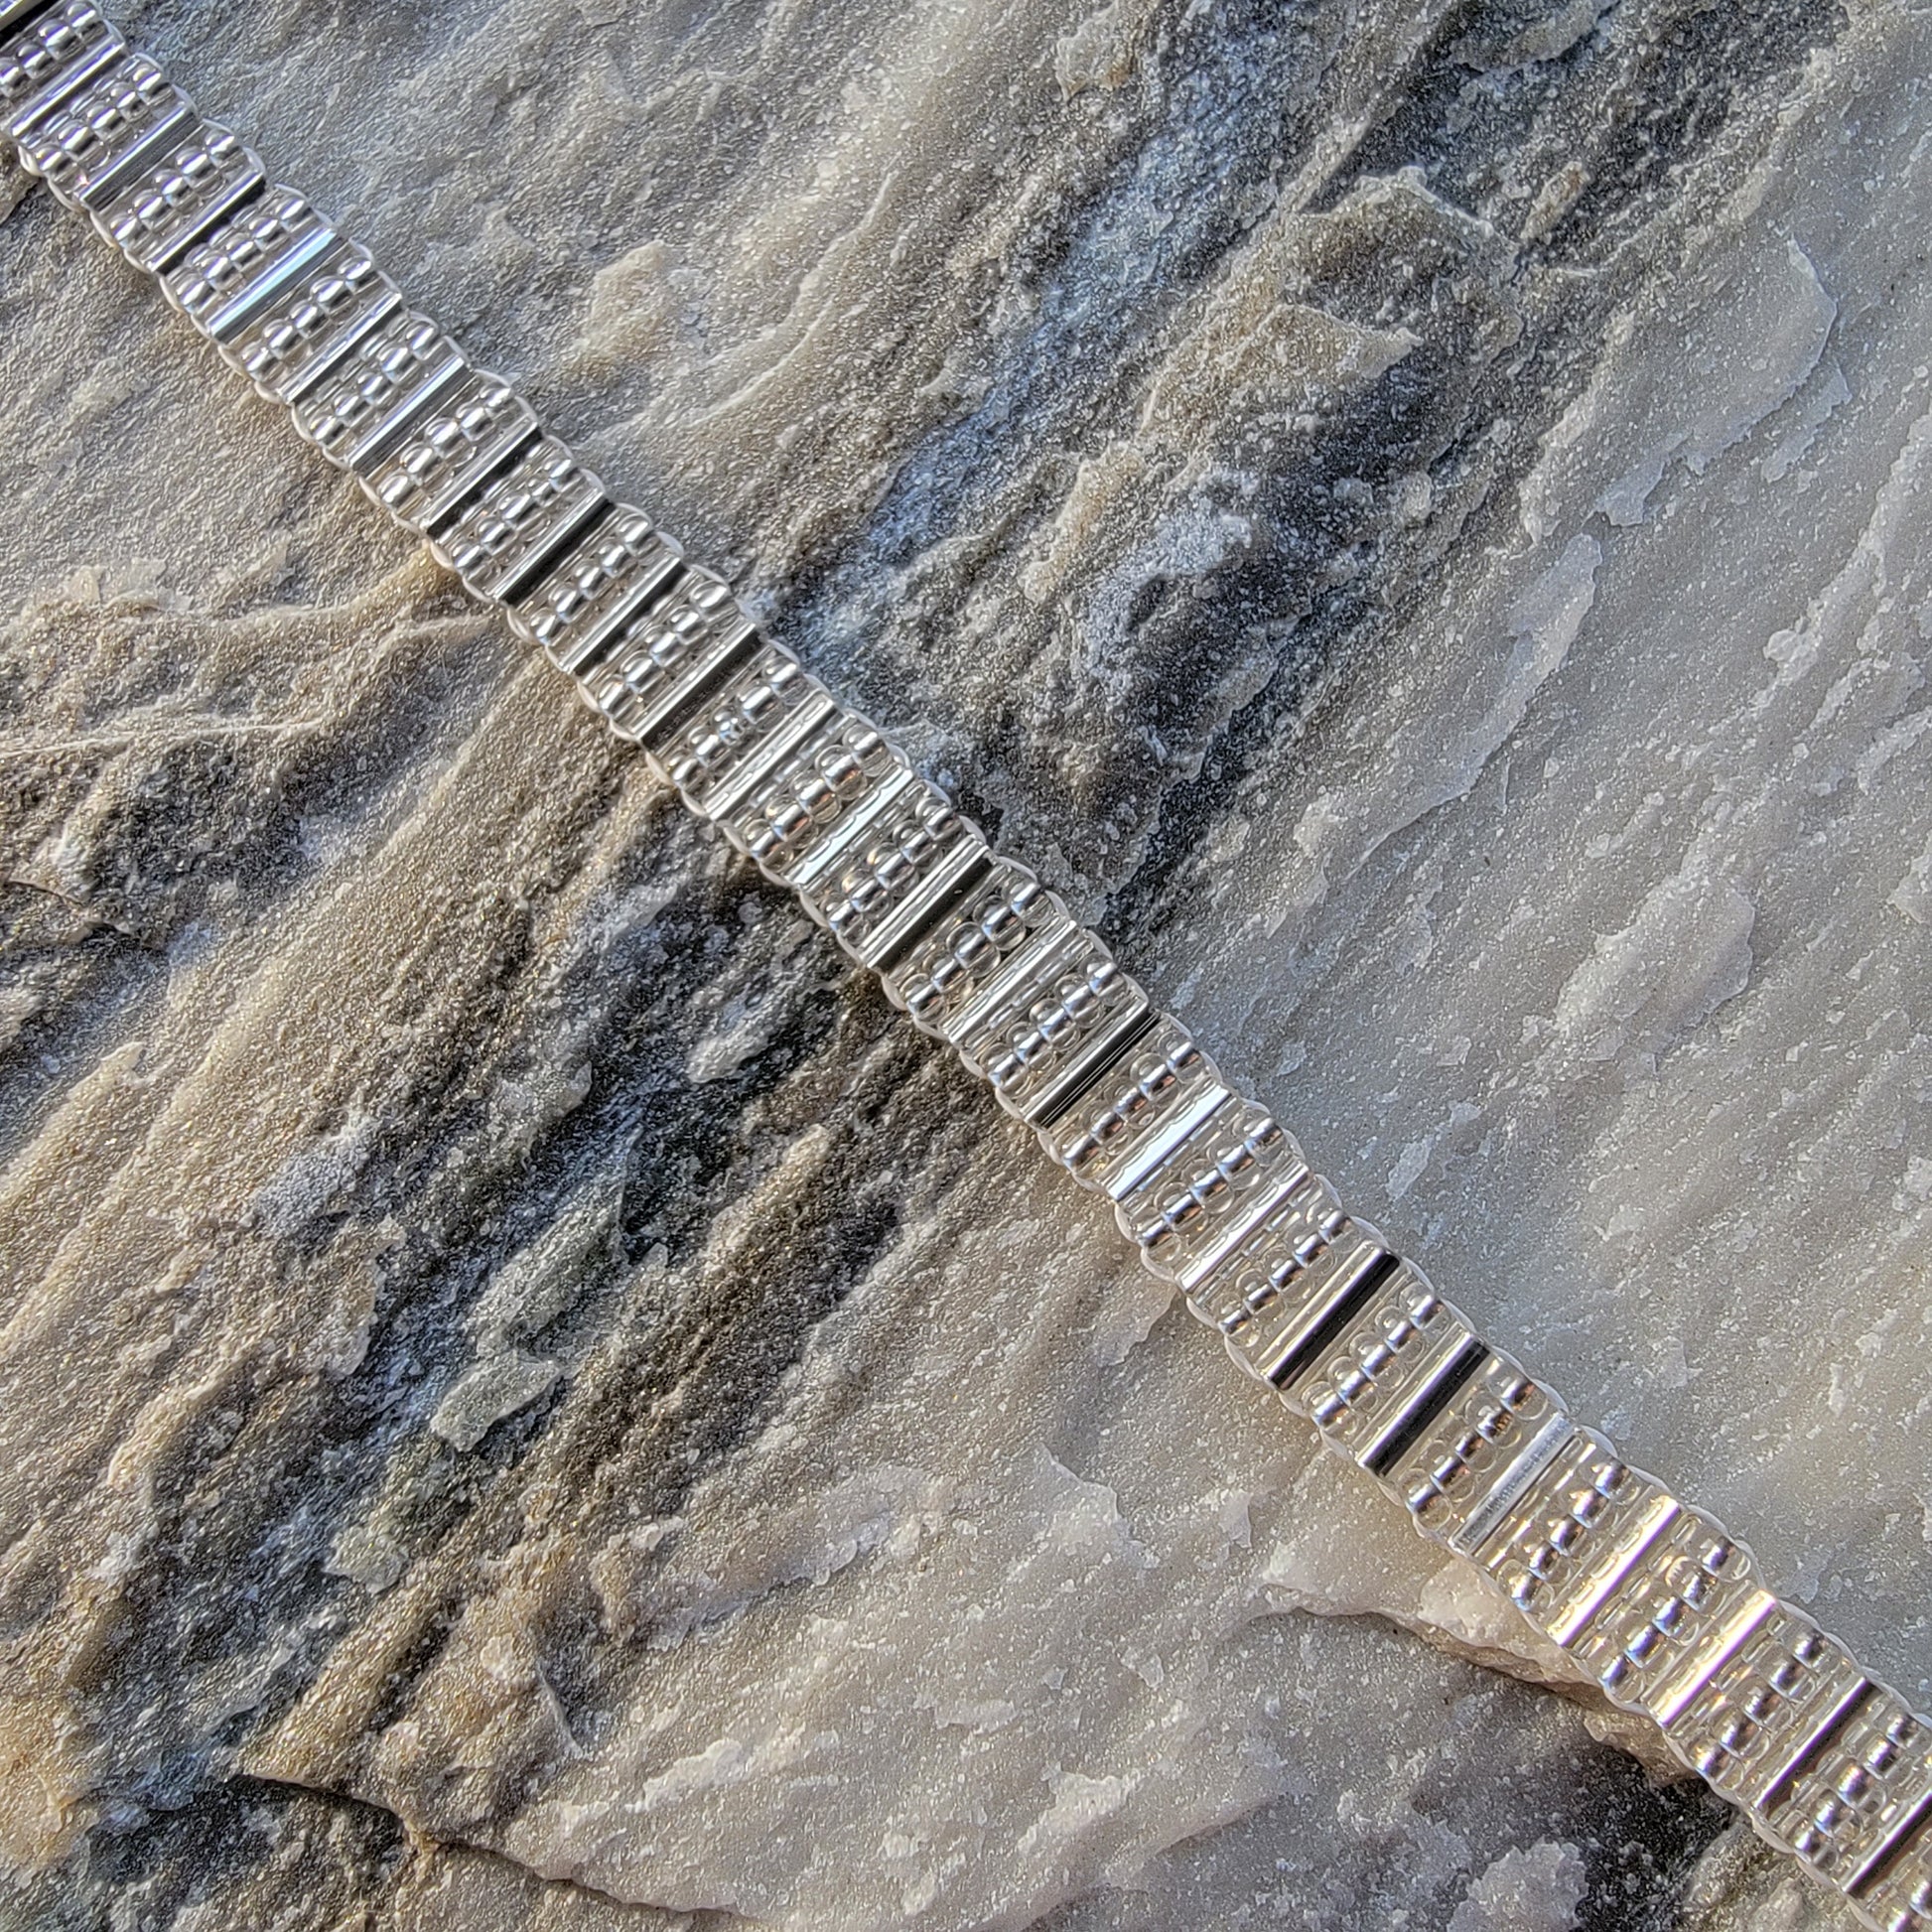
[5, 2, 1925, 1923]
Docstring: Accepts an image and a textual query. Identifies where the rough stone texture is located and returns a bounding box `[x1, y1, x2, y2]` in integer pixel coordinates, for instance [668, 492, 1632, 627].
[15, 1776, 719, 1932]
[1, 0, 1926, 1926]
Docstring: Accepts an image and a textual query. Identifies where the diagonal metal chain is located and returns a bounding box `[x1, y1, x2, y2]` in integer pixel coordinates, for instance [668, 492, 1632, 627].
[5, 3, 1927, 1921]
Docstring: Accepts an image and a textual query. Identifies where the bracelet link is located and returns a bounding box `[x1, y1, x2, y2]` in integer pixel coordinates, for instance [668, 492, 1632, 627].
[1043, 1016, 1221, 1199]
[0, 3, 121, 144]
[1760, 1687, 1932, 1901]
[579, 572, 758, 747]
[716, 715, 912, 879]
[163, 186, 331, 338]
[1562, 1506, 1775, 1725]
[946, 923, 1150, 1125]
[1475, 1428, 1679, 1645]
[361, 372, 538, 535]
[16, 47, 188, 209]
[811, 791, 976, 965]
[1124, 1095, 1313, 1298]
[883, 859, 1054, 1034]
[427, 435, 609, 604]
[1287, 1261, 1484, 1469]
[292, 308, 469, 475]
[229, 235, 400, 404]
[98, 120, 264, 273]
[509, 508, 684, 679]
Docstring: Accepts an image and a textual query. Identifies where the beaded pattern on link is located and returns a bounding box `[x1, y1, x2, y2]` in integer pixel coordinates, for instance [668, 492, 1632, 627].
[6, 1, 1930, 1921]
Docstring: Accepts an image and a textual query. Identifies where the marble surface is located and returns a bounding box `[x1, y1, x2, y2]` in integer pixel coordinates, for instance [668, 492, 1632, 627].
[1, 0, 1927, 1925]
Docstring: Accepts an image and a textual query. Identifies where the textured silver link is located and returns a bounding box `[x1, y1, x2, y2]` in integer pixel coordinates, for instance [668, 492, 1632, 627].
[1184, 1162, 1345, 1339]
[161, 186, 331, 340]
[0, 4, 121, 143]
[1671, 1607, 1869, 1808]
[360, 368, 537, 535]
[228, 235, 401, 404]
[1227, 1222, 1390, 1380]
[509, 507, 683, 677]
[851, 829, 993, 974]
[1126, 1092, 1314, 1296]
[1048, 1015, 1228, 1200]
[1423, 1377, 1575, 1556]
[1565, 1507, 1775, 1726]
[946, 919, 1152, 1122]
[668, 671, 840, 828]
[1479, 1427, 1682, 1645]
[98, 120, 263, 273]
[812, 777, 977, 964]
[1291, 1260, 1483, 1472]
[1766, 1691, 1932, 1900]
[886, 856, 1053, 1031]
[291, 308, 468, 475]
[775, 759, 919, 894]
[935, 903, 1074, 1042]
[1863, 1814, 1932, 1932]
[14, 18, 1930, 1926]
[707, 700, 907, 873]
[16, 48, 192, 210]
[428, 434, 609, 604]
[581, 570, 759, 746]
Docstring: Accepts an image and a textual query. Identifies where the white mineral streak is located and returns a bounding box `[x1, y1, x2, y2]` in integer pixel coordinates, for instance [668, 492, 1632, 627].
[0, 0, 1926, 1925]
[1447, 1840, 1587, 1932]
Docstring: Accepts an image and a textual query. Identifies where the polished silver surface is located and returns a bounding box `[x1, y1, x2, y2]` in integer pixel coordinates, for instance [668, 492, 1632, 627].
[0, 4, 123, 143]
[9, 11, 1929, 1927]
[99, 119, 261, 273]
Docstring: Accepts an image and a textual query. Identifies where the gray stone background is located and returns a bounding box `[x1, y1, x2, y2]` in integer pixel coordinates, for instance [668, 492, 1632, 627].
[1, 0, 1926, 1925]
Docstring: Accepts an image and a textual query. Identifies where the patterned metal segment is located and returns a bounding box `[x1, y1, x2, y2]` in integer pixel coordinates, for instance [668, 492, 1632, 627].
[361, 369, 537, 535]
[428, 435, 609, 604]
[1477, 1427, 1682, 1646]
[1860, 1822, 1932, 1932]
[884, 857, 1055, 1029]
[292, 308, 467, 474]
[510, 509, 683, 678]
[1043, 1015, 1223, 1197]
[1668, 1606, 1868, 1809]
[944, 920, 1148, 1123]
[16, 48, 188, 208]
[775, 760, 916, 892]
[664, 672, 838, 822]
[883, 873, 1054, 1037]
[17, 16, 1932, 1927]
[1181, 1168, 1347, 1344]
[161, 186, 333, 339]
[1237, 1230, 1393, 1386]
[856, 837, 997, 977]
[710, 703, 911, 875]
[1385, 1353, 1570, 1552]
[0, 3, 121, 142]
[226, 234, 400, 404]
[1289, 1262, 1483, 1472]
[1761, 1689, 1932, 1898]
[584, 575, 763, 751]
[98, 121, 263, 272]
[810, 778, 977, 965]
[1563, 1506, 1775, 1726]
[1125, 1092, 1316, 1298]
